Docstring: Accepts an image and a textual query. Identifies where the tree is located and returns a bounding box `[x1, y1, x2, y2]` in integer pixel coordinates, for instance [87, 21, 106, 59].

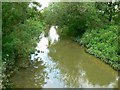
[43, 2, 99, 36]
[2, 2, 45, 88]
[95, 2, 120, 23]
[2, 2, 30, 35]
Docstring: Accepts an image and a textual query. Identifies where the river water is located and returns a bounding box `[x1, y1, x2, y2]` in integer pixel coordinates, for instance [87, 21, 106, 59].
[10, 27, 118, 88]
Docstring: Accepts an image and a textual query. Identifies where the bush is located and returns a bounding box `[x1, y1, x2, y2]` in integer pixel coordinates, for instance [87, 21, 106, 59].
[76, 25, 119, 70]
[3, 19, 45, 67]
[2, 19, 45, 88]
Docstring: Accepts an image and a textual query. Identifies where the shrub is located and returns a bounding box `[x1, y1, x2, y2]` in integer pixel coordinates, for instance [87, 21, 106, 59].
[78, 25, 119, 70]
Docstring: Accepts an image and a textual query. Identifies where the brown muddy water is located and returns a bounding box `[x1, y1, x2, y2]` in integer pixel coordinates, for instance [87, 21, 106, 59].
[10, 28, 118, 88]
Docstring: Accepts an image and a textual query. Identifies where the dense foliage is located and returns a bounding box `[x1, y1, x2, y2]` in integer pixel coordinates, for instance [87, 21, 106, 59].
[1, 1, 120, 89]
[43, 2, 99, 36]
[95, 2, 120, 23]
[74, 25, 119, 70]
[2, 2, 45, 88]
[44, 2, 120, 70]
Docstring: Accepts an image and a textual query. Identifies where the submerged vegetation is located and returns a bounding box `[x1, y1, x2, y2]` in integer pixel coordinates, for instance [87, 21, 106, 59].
[1, 1, 120, 89]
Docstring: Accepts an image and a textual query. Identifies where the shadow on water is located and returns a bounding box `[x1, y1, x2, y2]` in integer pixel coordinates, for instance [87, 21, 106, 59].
[10, 26, 119, 88]
[10, 60, 47, 88]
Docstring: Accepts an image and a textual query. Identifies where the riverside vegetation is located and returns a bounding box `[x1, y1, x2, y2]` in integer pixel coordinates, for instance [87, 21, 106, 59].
[43, 2, 120, 70]
[1, 1, 120, 88]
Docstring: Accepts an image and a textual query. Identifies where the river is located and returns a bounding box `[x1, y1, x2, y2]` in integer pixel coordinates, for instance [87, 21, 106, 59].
[10, 27, 118, 88]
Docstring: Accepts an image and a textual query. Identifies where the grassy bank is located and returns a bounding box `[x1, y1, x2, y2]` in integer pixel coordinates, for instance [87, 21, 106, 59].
[73, 25, 119, 70]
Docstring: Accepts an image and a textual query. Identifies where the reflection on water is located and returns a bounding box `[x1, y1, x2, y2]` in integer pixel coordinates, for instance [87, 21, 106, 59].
[10, 26, 118, 88]
[49, 26, 59, 44]
[49, 38, 118, 88]
[35, 32, 49, 53]
[10, 60, 47, 88]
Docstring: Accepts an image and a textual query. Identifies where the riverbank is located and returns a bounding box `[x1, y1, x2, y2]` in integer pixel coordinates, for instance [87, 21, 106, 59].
[2, 19, 45, 88]
[73, 25, 119, 71]
[9, 34, 118, 88]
